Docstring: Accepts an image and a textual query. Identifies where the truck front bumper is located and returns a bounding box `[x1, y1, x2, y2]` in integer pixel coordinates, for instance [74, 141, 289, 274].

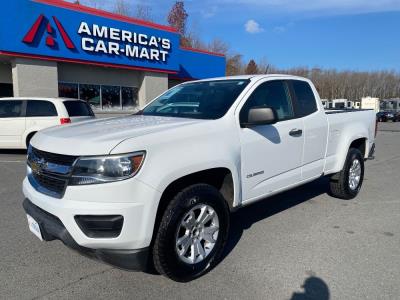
[23, 198, 149, 271]
[22, 175, 162, 271]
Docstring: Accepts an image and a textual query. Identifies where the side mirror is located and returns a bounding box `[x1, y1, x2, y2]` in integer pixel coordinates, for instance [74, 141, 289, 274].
[242, 107, 277, 127]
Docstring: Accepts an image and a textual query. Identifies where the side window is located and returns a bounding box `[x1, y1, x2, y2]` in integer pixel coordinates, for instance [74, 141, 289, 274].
[26, 100, 58, 117]
[0, 101, 23, 118]
[291, 80, 317, 116]
[240, 80, 294, 123]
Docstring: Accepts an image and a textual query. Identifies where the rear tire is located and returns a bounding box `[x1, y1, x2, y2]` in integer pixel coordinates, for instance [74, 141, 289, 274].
[329, 148, 364, 200]
[152, 184, 230, 282]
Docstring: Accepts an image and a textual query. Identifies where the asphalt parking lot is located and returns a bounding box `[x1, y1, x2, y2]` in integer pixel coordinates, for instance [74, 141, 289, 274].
[0, 122, 399, 300]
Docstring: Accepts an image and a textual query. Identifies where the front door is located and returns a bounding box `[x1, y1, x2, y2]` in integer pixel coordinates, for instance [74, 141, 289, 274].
[238, 80, 304, 203]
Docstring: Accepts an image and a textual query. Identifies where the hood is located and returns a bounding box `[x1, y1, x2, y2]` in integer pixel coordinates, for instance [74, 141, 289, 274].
[31, 115, 204, 155]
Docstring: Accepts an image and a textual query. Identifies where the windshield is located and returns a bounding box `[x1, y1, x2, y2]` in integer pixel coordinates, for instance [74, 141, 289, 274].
[142, 79, 250, 120]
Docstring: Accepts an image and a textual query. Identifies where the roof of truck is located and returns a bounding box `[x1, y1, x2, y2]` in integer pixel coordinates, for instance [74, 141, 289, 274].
[193, 74, 310, 82]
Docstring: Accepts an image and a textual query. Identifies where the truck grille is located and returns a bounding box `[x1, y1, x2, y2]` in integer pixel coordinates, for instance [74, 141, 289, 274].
[30, 172, 68, 196]
[31, 147, 77, 166]
[27, 147, 78, 198]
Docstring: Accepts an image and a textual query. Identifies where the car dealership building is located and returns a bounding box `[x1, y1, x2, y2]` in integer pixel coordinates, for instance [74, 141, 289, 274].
[0, 0, 225, 111]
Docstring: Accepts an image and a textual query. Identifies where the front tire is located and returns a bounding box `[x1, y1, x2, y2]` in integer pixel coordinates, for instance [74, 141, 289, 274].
[152, 184, 230, 282]
[329, 148, 364, 199]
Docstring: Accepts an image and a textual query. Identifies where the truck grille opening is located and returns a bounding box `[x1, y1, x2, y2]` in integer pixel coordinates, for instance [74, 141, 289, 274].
[31, 172, 67, 195]
[28, 147, 78, 198]
[31, 147, 77, 166]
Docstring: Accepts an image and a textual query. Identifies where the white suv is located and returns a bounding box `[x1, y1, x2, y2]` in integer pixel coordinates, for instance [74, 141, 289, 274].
[0, 97, 95, 149]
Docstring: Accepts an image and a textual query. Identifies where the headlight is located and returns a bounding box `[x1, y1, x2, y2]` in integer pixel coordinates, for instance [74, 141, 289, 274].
[69, 151, 145, 185]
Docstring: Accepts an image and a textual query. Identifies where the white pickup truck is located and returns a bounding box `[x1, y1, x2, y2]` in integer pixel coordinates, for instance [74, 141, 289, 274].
[23, 75, 376, 281]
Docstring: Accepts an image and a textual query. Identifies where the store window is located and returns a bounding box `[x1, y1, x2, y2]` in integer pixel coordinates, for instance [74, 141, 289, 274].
[0, 83, 13, 97]
[102, 85, 120, 110]
[79, 84, 101, 110]
[58, 83, 78, 99]
[122, 87, 138, 110]
[58, 83, 138, 111]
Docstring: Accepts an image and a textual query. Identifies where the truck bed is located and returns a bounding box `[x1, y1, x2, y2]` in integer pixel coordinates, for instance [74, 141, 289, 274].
[323, 108, 376, 174]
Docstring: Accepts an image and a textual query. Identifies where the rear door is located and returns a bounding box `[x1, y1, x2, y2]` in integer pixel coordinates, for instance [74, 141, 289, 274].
[289, 80, 329, 180]
[63, 100, 95, 123]
[239, 79, 304, 203]
[25, 100, 59, 132]
[0, 100, 25, 148]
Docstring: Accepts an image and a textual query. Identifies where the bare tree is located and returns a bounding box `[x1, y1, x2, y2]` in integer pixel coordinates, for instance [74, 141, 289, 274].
[226, 54, 244, 76]
[257, 56, 271, 74]
[113, 0, 130, 16]
[87, 0, 102, 9]
[135, 4, 153, 21]
[208, 38, 229, 55]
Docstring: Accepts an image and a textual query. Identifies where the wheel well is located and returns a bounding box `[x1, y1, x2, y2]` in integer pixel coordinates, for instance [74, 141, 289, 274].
[350, 138, 366, 157]
[26, 132, 37, 147]
[153, 168, 234, 237]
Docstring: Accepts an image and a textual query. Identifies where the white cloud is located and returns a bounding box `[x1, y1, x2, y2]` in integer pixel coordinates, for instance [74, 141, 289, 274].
[273, 26, 286, 33]
[245, 19, 264, 34]
[273, 22, 294, 33]
[201, 6, 218, 18]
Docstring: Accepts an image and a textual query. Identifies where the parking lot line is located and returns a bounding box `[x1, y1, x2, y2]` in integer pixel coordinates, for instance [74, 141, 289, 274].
[0, 160, 25, 163]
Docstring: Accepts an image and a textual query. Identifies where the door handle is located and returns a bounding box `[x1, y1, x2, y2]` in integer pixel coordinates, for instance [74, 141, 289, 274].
[289, 128, 303, 136]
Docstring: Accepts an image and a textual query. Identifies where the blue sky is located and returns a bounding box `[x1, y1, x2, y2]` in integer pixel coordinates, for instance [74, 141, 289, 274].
[72, 0, 400, 71]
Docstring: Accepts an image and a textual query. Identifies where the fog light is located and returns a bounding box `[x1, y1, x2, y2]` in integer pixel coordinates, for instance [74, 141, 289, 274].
[74, 215, 123, 238]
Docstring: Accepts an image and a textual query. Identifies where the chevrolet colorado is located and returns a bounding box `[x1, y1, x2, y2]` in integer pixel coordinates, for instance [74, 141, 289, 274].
[22, 75, 376, 281]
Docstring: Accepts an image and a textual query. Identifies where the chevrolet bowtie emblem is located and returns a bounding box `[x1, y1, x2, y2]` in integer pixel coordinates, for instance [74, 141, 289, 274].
[31, 158, 46, 174]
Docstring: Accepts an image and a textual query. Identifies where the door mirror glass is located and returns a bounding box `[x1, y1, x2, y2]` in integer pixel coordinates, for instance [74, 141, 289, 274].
[242, 107, 277, 127]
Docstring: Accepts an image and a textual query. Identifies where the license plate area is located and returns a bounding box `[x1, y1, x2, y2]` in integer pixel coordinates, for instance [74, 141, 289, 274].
[26, 214, 43, 241]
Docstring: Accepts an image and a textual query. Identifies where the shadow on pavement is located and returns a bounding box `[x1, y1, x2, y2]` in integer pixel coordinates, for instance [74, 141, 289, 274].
[223, 177, 330, 260]
[290, 276, 330, 300]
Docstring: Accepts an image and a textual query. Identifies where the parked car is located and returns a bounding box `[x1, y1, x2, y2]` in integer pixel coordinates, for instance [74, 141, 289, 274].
[0, 97, 95, 149]
[22, 75, 376, 281]
[376, 111, 395, 122]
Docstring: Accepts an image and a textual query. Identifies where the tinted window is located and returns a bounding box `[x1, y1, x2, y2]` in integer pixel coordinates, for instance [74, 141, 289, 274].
[64, 101, 94, 117]
[240, 80, 294, 123]
[291, 80, 317, 116]
[0, 101, 22, 118]
[143, 80, 250, 120]
[26, 100, 57, 117]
